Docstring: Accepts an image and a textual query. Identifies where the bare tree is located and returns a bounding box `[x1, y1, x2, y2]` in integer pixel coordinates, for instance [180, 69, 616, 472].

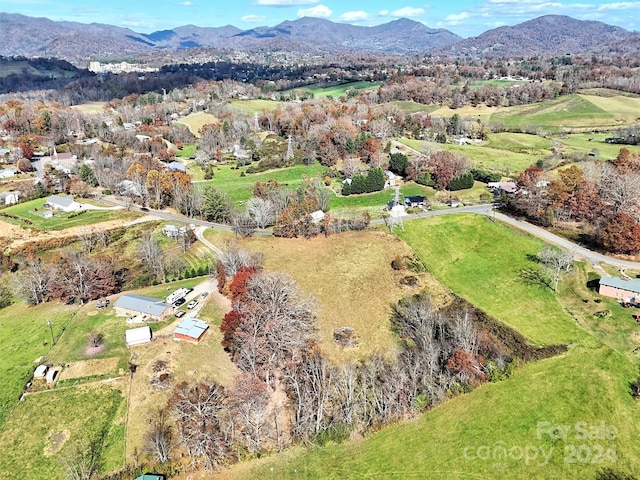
[168, 380, 228, 470]
[246, 197, 275, 230]
[12, 256, 50, 305]
[227, 373, 271, 453]
[538, 245, 574, 292]
[61, 434, 104, 480]
[218, 243, 263, 277]
[144, 407, 173, 464]
[138, 232, 165, 281]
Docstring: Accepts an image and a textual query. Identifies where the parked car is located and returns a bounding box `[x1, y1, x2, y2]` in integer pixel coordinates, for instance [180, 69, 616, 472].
[187, 300, 198, 309]
[96, 299, 110, 309]
[200, 291, 209, 299]
[175, 310, 186, 318]
[173, 297, 186, 307]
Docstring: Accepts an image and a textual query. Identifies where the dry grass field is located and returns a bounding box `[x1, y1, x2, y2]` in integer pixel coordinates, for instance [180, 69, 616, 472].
[175, 112, 219, 137]
[236, 230, 447, 361]
[70, 102, 107, 114]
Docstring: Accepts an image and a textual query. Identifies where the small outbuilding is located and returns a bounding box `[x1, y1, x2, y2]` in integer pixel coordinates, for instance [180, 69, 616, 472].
[125, 326, 152, 347]
[45, 368, 59, 384]
[34, 364, 48, 379]
[174, 317, 209, 343]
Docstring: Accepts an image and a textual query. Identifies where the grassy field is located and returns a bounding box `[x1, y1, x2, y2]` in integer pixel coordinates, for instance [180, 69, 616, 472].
[0, 384, 126, 480]
[219, 214, 640, 480]
[385, 101, 438, 114]
[490, 95, 616, 132]
[175, 112, 219, 137]
[229, 99, 284, 114]
[0, 302, 78, 431]
[70, 102, 107, 114]
[175, 143, 197, 159]
[234, 230, 434, 361]
[203, 162, 328, 204]
[0, 197, 140, 231]
[292, 81, 380, 99]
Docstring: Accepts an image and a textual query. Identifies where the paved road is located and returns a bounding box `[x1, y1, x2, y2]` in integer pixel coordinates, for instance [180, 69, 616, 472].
[101, 195, 640, 271]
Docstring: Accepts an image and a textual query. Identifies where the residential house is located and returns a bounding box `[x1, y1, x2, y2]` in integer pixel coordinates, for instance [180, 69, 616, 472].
[599, 277, 640, 302]
[114, 294, 172, 321]
[404, 195, 426, 208]
[310, 210, 325, 223]
[45, 195, 81, 212]
[167, 161, 186, 173]
[0, 168, 17, 178]
[0, 191, 19, 206]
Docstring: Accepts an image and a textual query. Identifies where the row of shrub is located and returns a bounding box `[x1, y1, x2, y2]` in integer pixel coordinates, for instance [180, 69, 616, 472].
[342, 167, 385, 196]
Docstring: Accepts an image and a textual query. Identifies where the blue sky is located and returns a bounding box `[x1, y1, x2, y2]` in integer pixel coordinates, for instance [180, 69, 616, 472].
[0, 0, 638, 37]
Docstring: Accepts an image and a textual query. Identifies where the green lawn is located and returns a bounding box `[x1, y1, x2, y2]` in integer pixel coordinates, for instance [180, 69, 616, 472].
[0, 385, 126, 480]
[175, 143, 196, 159]
[1, 198, 140, 231]
[0, 302, 78, 431]
[203, 162, 329, 204]
[386, 101, 438, 114]
[490, 95, 616, 132]
[292, 81, 380, 99]
[330, 183, 432, 212]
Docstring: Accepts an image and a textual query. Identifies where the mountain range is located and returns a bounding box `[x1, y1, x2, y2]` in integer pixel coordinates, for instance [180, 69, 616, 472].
[0, 12, 636, 60]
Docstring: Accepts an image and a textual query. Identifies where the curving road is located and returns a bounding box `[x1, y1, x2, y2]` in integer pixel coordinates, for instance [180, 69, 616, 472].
[100, 195, 640, 271]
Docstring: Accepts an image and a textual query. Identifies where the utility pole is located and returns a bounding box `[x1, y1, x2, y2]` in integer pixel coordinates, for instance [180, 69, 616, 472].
[46, 320, 55, 346]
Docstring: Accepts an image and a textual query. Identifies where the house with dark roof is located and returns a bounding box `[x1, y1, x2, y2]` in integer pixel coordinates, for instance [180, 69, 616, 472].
[599, 277, 640, 302]
[404, 195, 426, 208]
[174, 317, 209, 343]
[114, 294, 172, 321]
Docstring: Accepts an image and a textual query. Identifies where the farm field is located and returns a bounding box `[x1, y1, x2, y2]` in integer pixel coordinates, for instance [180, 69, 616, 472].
[234, 230, 438, 361]
[175, 111, 219, 137]
[384, 100, 437, 114]
[228, 99, 283, 114]
[0, 384, 126, 480]
[0, 197, 140, 231]
[221, 214, 640, 479]
[0, 277, 222, 479]
[292, 81, 380, 99]
[203, 162, 328, 204]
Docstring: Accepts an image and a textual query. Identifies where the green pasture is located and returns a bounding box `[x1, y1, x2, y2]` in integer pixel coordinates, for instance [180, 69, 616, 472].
[0, 302, 77, 431]
[1, 198, 140, 231]
[293, 81, 380, 99]
[490, 95, 617, 131]
[244, 343, 640, 479]
[0, 385, 126, 480]
[203, 162, 328, 204]
[175, 143, 196, 159]
[385, 100, 437, 114]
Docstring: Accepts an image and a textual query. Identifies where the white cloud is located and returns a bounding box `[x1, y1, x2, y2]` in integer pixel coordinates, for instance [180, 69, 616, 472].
[257, 0, 319, 5]
[391, 7, 425, 18]
[178, 1, 192, 6]
[379, 10, 390, 16]
[242, 14, 267, 23]
[443, 11, 470, 25]
[340, 10, 369, 22]
[597, 2, 640, 11]
[297, 4, 332, 18]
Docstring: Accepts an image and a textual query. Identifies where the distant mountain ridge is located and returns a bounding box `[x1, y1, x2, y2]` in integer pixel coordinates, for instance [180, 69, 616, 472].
[0, 12, 635, 60]
[435, 15, 631, 57]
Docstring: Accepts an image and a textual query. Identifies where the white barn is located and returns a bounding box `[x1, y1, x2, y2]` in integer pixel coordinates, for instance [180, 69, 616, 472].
[125, 326, 152, 347]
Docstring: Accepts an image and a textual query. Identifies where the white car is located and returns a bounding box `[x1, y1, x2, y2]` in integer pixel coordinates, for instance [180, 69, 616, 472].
[187, 300, 198, 309]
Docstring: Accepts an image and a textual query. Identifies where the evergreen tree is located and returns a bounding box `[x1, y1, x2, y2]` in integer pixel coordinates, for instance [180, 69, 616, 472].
[202, 185, 231, 223]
